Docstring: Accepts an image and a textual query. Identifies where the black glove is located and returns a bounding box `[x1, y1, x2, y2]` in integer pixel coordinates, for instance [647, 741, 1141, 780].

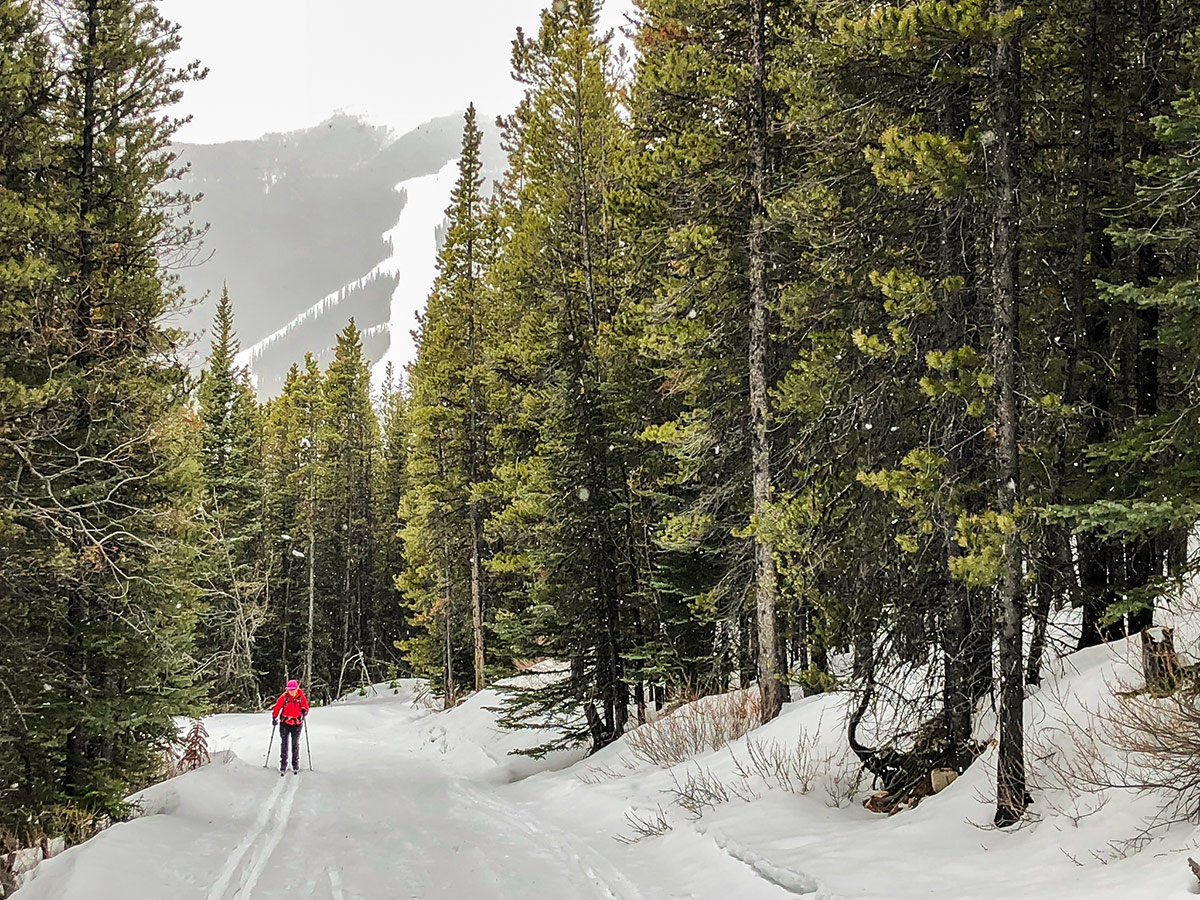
[272, 718, 278, 727]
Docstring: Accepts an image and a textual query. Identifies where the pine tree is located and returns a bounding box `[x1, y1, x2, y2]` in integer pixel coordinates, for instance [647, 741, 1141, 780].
[0, 0, 74, 835]
[319, 320, 380, 696]
[400, 106, 497, 699]
[373, 363, 411, 672]
[484, 0, 639, 751]
[624, 0, 811, 721]
[196, 286, 266, 708]
[10, 0, 206, 824]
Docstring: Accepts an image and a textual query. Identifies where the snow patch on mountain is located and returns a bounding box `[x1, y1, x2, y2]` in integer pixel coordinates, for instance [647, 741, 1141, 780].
[370, 159, 458, 388]
[235, 160, 457, 391]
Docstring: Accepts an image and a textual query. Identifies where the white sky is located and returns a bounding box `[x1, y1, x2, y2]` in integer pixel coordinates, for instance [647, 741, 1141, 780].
[160, 0, 637, 144]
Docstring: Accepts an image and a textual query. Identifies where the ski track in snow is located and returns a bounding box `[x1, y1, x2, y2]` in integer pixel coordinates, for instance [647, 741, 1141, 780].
[696, 823, 833, 899]
[457, 780, 643, 900]
[205, 776, 290, 900]
[205, 774, 299, 900]
[232, 775, 299, 899]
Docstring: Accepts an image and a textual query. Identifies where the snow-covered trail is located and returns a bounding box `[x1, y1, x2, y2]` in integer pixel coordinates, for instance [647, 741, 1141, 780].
[13, 689, 644, 900]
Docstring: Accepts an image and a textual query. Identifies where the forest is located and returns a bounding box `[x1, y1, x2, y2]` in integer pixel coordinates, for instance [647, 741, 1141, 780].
[2, 0, 1199, 847]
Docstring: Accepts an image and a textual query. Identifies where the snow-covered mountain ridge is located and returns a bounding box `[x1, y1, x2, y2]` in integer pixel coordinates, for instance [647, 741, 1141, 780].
[174, 113, 504, 395]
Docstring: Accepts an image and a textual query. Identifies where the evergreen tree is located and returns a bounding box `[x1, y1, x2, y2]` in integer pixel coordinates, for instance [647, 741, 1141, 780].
[624, 0, 808, 721]
[196, 286, 266, 708]
[318, 320, 380, 696]
[373, 363, 412, 673]
[0, 0, 206, 828]
[0, 0, 74, 835]
[400, 106, 498, 699]
[485, 0, 639, 751]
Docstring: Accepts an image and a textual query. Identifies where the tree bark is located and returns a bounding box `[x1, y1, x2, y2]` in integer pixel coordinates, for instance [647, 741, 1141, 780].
[1025, 526, 1064, 685]
[935, 42, 986, 771]
[467, 204, 486, 694]
[1126, 0, 1164, 637]
[990, 0, 1028, 828]
[305, 469, 315, 692]
[748, 0, 785, 724]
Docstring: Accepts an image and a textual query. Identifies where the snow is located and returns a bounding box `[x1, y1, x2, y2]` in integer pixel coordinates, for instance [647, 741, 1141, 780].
[233, 159, 458, 393]
[370, 160, 458, 390]
[16, 634, 1200, 898]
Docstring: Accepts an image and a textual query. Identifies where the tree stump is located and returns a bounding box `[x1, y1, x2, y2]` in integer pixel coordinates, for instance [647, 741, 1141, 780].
[1140, 626, 1179, 696]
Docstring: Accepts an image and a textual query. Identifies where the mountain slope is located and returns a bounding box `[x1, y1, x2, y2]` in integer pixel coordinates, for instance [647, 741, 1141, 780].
[173, 113, 504, 394]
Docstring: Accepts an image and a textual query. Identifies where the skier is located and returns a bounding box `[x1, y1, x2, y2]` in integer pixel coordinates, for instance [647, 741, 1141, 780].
[271, 679, 309, 775]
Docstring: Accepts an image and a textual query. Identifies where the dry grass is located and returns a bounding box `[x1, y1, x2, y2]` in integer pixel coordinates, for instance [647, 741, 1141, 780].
[625, 689, 762, 767]
[614, 805, 674, 843]
[663, 724, 864, 823]
[668, 765, 761, 818]
[730, 731, 823, 794]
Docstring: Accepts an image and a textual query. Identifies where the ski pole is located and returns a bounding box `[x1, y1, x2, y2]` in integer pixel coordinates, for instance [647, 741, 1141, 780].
[303, 717, 313, 771]
[263, 721, 276, 768]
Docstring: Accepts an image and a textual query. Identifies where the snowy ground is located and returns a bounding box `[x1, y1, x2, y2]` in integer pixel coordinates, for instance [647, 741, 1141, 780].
[15, 637, 1200, 899]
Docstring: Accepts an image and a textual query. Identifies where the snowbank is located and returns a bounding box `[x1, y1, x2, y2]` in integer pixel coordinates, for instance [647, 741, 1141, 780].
[17, 631, 1200, 899]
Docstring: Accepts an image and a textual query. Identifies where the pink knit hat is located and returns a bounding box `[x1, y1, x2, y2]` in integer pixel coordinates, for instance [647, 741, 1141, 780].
[286, 679, 299, 691]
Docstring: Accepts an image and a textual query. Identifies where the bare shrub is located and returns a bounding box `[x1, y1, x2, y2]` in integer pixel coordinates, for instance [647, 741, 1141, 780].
[1027, 643, 1200, 850]
[667, 765, 760, 819]
[577, 756, 639, 785]
[625, 689, 762, 767]
[411, 682, 440, 710]
[730, 729, 823, 794]
[177, 718, 211, 774]
[825, 748, 868, 808]
[1055, 686, 1200, 827]
[614, 805, 674, 843]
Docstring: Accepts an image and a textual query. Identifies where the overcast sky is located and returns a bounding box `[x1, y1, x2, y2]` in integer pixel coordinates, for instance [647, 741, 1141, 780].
[160, 0, 636, 144]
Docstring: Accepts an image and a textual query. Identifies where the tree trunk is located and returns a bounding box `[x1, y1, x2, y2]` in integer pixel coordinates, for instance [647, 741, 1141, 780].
[467, 197, 487, 694]
[748, 0, 785, 724]
[1140, 626, 1178, 695]
[934, 43, 989, 769]
[64, 0, 101, 795]
[438, 438, 455, 707]
[1025, 525, 1064, 685]
[1125, 0, 1164, 637]
[305, 481, 315, 692]
[990, 0, 1027, 828]
[469, 505, 486, 693]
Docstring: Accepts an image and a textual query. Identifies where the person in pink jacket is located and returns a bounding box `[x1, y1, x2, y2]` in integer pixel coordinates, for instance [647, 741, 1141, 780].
[271, 679, 309, 774]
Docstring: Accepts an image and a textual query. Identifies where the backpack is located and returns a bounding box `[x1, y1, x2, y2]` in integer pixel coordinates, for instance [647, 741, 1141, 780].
[279, 692, 305, 724]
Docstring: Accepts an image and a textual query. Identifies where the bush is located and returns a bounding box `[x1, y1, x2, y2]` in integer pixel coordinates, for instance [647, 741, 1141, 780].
[177, 718, 211, 774]
[625, 689, 761, 767]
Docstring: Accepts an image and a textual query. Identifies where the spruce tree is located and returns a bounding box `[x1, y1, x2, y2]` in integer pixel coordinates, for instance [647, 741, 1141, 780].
[0, 0, 72, 835]
[196, 286, 266, 708]
[485, 0, 638, 751]
[373, 364, 411, 672]
[319, 320, 380, 696]
[22, 0, 203, 824]
[624, 0, 808, 721]
[400, 106, 497, 698]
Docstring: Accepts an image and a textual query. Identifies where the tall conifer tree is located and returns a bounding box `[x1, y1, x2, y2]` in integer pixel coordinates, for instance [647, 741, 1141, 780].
[196, 286, 265, 708]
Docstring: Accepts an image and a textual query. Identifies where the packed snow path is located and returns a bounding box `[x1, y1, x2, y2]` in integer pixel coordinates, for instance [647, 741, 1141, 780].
[15, 686, 653, 900]
[191, 759, 625, 900]
[17, 643, 1200, 900]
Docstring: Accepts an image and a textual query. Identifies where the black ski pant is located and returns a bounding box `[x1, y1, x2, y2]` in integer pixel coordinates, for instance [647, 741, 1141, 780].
[279, 721, 303, 771]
